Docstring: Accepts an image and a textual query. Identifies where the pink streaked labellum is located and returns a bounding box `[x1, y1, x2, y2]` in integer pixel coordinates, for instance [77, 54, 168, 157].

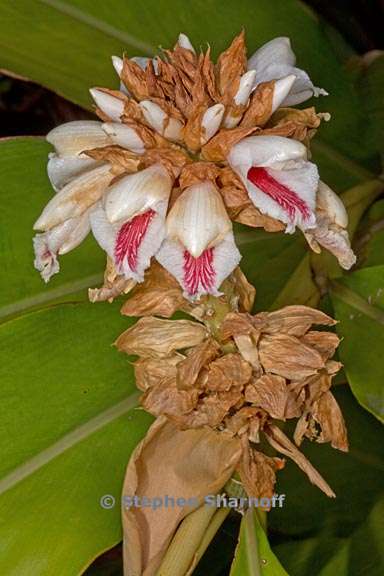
[228, 135, 318, 232]
[156, 181, 241, 299]
[90, 199, 168, 283]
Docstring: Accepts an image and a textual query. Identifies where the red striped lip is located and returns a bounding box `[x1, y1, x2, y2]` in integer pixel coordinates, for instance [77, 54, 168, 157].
[183, 248, 215, 295]
[115, 209, 156, 271]
[247, 166, 311, 221]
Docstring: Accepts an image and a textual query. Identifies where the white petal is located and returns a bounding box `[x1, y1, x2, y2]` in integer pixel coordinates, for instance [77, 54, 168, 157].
[177, 33, 196, 54]
[104, 163, 172, 223]
[102, 122, 145, 153]
[271, 74, 296, 113]
[166, 181, 232, 257]
[156, 232, 241, 300]
[317, 181, 348, 228]
[246, 161, 319, 232]
[46, 121, 111, 156]
[234, 70, 257, 106]
[228, 135, 307, 179]
[248, 37, 296, 73]
[248, 37, 327, 106]
[111, 56, 129, 95]
[201, 104, 225, 145]
[47, 153, 99, 191]
[34, 164, 113, 231]
[33, 213, 90, 282]
[139, 100, 183, 141]
[89, 88, 125, 122]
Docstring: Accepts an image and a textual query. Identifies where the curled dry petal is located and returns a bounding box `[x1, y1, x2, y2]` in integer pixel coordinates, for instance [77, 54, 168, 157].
[115, 317, 208, 358]
[295, 390, 348, 452]
[264, 423, 335, 497]
[84, 145, 140, 175]
[240, 81, 275, 128]
[88, 257, 136, 303]
[122, 417, 242, 576]
[230, 267, 256, 312]
[34, 164, 113, 231]
[265, 106, 329, 142]
[238, 436, 285, 502]
[201, 126, 257, 162]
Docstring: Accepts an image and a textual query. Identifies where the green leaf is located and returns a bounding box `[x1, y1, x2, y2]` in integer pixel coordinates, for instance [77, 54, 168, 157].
[0, 0, 380, 184]
[0, 137, 105, 318]
[330, 265, 384, 422]
[230, 508, 289, 575]
[359, 54, 384, 168]
[0, 138, 154, 574]
[274, 498, 384, 576]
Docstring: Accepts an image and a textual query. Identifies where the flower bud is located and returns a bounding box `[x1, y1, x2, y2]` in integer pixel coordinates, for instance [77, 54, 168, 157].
[102, 122, 145, 154]
[139, 100, 183, 141]
[89, 88, 125, 121]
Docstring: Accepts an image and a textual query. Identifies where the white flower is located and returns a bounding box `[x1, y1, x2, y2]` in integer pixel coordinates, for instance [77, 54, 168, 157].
[228, 135, 319, 233]
[90, 164, 172, 281]
[156, 181, 241, 299]
[33, 213, 91, 282]
[248, 37, 328, 106]
[304, 181, 356, 270]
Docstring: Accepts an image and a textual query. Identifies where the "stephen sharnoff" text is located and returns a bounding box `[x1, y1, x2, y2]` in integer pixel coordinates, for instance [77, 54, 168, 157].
[123, 494, 286, 510]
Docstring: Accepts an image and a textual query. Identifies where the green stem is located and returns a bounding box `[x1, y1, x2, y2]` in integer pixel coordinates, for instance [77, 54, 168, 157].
[157, 504, 217, 576]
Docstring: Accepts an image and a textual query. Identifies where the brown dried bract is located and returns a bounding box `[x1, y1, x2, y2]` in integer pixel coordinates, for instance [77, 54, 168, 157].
[115, 316, 208, 358]
[88, 257, 136, 303]
[122, 417, 242, 576]
[216, 31, 247, 97]
[238, 435, 285, 502]
[121, 261, 187, 318]
[240, 81, 275, 128]
[201, 126, 257, 162]
[176, 338, 220, 390]
[85, 145, 140, 175]
[179, 162, 220, 189]
[264, 423, 336, 497]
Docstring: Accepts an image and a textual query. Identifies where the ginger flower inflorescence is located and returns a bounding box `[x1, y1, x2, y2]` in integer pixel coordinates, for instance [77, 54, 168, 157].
[33, 31, 355, 299]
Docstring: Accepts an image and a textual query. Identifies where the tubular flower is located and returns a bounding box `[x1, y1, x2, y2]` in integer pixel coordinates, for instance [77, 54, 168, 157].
[228, 135, 318, 233]
[247, 37, 328, 106]
[33, 30, 355, 293]
[156, 181, 241, 299]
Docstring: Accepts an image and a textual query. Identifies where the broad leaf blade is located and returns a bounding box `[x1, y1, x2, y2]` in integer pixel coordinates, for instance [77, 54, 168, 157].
[331, 265, 384, 422]
[230, 508, 289, 575]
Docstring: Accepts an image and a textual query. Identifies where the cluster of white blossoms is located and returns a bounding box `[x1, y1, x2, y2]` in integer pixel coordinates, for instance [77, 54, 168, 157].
[33, 32, 355, 299]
